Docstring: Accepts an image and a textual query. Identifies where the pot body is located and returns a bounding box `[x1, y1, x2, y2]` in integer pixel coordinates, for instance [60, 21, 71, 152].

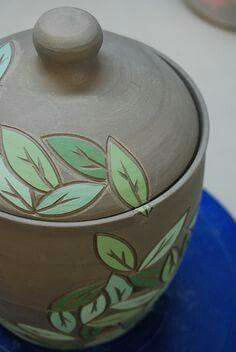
[0, 158, 205, 350]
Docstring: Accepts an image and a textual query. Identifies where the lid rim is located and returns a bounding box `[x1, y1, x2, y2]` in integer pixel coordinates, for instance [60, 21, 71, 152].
[0, 49, 209, 228]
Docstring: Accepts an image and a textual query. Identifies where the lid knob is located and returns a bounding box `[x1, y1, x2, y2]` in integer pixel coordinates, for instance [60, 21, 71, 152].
[33, 7, 103, 64]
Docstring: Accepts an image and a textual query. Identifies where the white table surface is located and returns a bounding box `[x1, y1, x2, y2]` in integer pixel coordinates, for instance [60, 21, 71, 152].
[0, 0, 235, 217]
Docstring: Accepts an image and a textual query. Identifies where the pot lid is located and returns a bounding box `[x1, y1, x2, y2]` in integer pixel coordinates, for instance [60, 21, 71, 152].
[0, 7, 199, 222]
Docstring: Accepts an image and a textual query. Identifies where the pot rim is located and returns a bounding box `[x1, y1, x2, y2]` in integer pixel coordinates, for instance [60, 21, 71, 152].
[0, 50, 209, 228]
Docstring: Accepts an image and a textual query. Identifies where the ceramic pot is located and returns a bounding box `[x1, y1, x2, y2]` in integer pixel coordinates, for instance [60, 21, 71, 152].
[0, 7, 209, 350]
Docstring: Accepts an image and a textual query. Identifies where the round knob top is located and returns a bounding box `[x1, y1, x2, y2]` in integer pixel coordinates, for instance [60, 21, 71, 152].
[33, 7, 103, 64]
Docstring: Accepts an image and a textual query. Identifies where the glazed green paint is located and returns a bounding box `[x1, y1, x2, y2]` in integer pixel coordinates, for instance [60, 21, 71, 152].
[1, 126, 60, 192]
[107, 137, 149, 214]
[105, 274, 133, 305]
[50, 312, 76, 333]
[189, 212, 198, 230]
[0, 42, 12, 80]
[112, 289, 159, 310]
[18, 324, 75, 341]
[44, 134, 107, 181]
[130, 267, 161, 288]
[81, 326, 102, 342]
[139, 211, 188, 270]
[51, 282, 104, 312]
[96, 234, 137, 272]
[0, 156, 33, 211]
[88, 307, 143, 328]
[0, 316, 24, 336]
[80, 294, 107, 324]
[36, 182, 105, 216]
[161, 248, 179, 283]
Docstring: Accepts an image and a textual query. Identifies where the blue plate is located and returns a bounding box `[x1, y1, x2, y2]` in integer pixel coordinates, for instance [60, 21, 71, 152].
[0, 191, 235, 352]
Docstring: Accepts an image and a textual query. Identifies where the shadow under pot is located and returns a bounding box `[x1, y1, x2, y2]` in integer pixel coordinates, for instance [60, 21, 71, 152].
[0, 6, 209, 350]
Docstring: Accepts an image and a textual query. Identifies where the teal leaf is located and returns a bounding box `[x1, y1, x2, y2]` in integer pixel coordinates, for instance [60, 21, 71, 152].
[161, 248, 179, 284]
[107, 137, 150, 215]
[0, 42, 13, 80]
[18, 324, 75, 341]
[80, 294, 107, 324]
[112, 289, 159, 310]
[50, 312, 76, 333]
[95, 234, 137, 272]
[105, 274, 133, 305]
[130, 267, 161, 289]
[36, 182, 105, 216]
[0, 156, 33, 212]
[44, 134, 107, 181]
[88, 307, 143, 328]
[1, 126, 60, 192]
[50, 282, 104, 312]
[139, 211, 188, 270]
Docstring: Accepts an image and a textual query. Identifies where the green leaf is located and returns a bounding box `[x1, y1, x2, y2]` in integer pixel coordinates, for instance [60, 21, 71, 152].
[0, 155, 33, 212]
[138, 204, 153, 216]
[107, 137, 150, 215]
[181, 233, 191, 257]
[130, 267, 161, 288]
[95, 234, 137, 272]
[112, 289, 160, 310]
[189, 213, 198, 230]
[36, 182, 105, 216]
[0, 42, 13, 80]
[80, 326, 103, 342]
[161, 248, 179, 284]
[139, 211, 188, 270]
[50, 312, 76, 333]
[18, 324, 75, 341]
[105, 274, 133, 305]
[51, 282, 104, 312]
[80, 294, 107, 324]
[1, 126, 60, 192]
[44, 134, 107, 181]
[88, 307, 143, 328]
[0, 316, 23, 336]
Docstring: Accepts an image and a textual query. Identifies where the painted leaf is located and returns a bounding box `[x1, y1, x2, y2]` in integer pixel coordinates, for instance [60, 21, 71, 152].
[1, 126, 60, 192]
[139, 211, 188, 270]
[105, 274, 133, 305]
[139, 204, 153, 217]
[36, 182, 105, 216]
[95, 234, 137, 272]
[112, 290, 159, 310]
[181, 233, 191, 257]
[88, 307, 143, 328]
[50, 312, 76, 333]
[44, 134, 107, 181]
[161, 248, 179, 284]
[0, 156, 33, 212]
[0, 316, 24, 336]
[0, 42, 12, 80]
[130, 267, 161, 288]
[189, 213, 198, 230]
[18, 324, 75, 341]
[81, 326, 103, 342]
[107, 137, 150, 214]
[80, 294, 107, 324]
[51, 282, 104, 312]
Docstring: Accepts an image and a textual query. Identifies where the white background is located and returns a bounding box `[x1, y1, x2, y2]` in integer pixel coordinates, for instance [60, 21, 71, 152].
[0, 0, 235, 217]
